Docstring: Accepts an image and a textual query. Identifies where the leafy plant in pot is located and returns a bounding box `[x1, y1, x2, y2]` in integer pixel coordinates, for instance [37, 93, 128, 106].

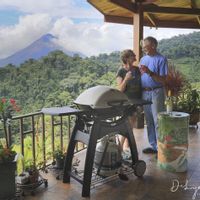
[0, 142, 17, 199]
[164, 65, 187, 112]
[0, 98, 20, 199]
[24, 161, 40, 184]
[53, 149, 66, 169]
[174, 84, 200, 125]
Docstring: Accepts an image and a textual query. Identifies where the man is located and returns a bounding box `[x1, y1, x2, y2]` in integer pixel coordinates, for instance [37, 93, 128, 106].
[139, 36, 168, 154]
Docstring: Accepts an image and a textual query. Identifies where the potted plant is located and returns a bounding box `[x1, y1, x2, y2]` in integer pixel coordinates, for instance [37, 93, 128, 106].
[164, 65, 187, 112]
[25, 163, 40, 184]
[53, 149, 66, 169]
[174, 85, 200, 125]
[0, 142, 17, 199]
[0, 98, 20, 147]
[0, 97, 20, 199]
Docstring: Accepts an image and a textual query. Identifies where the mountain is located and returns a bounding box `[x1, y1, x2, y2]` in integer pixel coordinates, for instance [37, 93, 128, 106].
[0, 33, 83, 67]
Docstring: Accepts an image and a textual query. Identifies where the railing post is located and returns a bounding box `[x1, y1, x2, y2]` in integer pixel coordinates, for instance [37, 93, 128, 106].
[31, 115, 36, 166]
[19, 118, 24, 156]
[42, 114, 46, 166]
[51, 116, 55, 153]
[60, 116, 63, 151]
[7, 124, 12, 147]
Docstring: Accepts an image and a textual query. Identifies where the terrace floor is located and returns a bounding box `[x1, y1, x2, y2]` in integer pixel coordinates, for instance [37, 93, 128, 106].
[23, 125, 200, 200]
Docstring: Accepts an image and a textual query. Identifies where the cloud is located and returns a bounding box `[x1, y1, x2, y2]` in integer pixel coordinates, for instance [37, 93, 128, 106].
[0, 14, 52, 58]
[51, 18, 197, 56]
[144, 27, 198, 41]
[0, 13, 197, 59]
[51, 18, 133, 56]
[0, 0, 102, 19]
[0, 0, 197, 58]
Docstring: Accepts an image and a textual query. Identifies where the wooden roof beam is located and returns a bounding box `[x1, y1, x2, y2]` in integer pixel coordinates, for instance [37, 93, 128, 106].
[104, 15, 133, 25]
[143, 5, 200, 15]
[146, 13, 157, 27]
[196, 16, 200, 25]
[104, 15, 200, 29]
[190, 0, 200, 25]
[156, 20, 200, 29]
[109, 0, 136, 13]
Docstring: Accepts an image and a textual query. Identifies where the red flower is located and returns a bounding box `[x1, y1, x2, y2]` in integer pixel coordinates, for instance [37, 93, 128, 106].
[10, 98, 16, 105]
[0, 97, 20, 149]
[0, 98, 20, 114]
[2, 98, 6, 103]
[165, 135, 172, 142]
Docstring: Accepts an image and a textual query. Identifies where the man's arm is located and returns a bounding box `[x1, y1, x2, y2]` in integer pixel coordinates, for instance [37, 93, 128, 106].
[148, 71, 167, 85]
[140, 65, 167, 85]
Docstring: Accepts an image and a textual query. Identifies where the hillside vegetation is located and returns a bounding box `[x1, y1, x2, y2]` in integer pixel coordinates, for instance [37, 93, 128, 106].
[0, 31, 199, 113]
[158, 31, 200, 82]
[0, 51, 120, 113]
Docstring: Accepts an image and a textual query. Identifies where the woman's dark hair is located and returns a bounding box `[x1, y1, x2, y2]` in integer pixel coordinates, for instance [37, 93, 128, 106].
[121, 49, 135, 64]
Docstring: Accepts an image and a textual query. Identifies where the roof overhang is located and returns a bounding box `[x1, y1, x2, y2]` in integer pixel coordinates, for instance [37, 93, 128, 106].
[88, 0, 200, 29]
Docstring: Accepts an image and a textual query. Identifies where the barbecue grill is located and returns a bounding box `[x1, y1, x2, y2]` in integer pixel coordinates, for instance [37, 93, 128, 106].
[74, 85, 133, 119]
[42, 85, 150, 197]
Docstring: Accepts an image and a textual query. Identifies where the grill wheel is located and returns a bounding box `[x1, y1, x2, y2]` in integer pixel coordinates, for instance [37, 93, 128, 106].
[133, 160, 146, 177]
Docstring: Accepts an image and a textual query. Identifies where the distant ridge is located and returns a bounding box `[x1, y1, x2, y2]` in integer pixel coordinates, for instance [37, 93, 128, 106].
[0, 33, 84, 67]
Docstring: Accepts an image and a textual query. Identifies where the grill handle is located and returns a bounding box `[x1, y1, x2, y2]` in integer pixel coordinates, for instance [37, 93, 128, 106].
[107, 100, 128, 107]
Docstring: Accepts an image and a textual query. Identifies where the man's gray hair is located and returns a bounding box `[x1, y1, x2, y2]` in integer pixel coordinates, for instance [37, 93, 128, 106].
[144, 36, 158, 48]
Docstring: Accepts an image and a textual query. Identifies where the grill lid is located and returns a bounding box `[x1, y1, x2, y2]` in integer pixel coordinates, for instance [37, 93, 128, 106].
[74, 85, 130, 109]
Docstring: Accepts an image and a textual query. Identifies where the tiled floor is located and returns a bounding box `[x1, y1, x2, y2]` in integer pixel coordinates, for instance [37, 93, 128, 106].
[23, 125, 200, 200]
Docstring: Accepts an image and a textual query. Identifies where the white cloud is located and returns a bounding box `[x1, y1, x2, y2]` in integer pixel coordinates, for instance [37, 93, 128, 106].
[0, 0, 102, 19]
[51, 18, 133, 56]
[0, 0, 198, 58]
[0, 0, 197, 58]
[0, 14, 52, 58]
[51, 19, 197, 56]
[144, 27, 198, 41]
[0, 14, 197, 59]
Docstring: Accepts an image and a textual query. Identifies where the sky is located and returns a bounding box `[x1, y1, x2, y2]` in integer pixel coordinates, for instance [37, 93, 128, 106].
[0, 0, 198, 59]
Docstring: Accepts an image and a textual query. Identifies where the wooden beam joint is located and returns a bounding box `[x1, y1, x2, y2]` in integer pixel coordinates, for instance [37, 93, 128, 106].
[146, 13, 157, 27]
[109, 0, 136, 13]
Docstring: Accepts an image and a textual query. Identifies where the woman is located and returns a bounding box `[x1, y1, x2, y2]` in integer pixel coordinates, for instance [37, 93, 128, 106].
[116, 49, 142, 158]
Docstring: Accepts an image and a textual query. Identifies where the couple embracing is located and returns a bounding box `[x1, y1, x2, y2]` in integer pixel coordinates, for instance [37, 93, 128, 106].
[116, 36, 168, 157]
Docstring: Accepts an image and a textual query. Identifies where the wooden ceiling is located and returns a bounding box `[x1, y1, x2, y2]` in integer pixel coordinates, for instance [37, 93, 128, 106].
[87, 0, 200, 29]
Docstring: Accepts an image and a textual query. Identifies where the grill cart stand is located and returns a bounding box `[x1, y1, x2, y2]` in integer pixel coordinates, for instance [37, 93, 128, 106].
[63, 111, 146, 197]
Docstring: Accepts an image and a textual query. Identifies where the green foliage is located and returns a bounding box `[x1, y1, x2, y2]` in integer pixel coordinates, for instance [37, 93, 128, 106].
[0, 139, 16, 163]
[0, 31, 199, 115]
[158, 31, 200, 83]
[174, 84, 200, 113]
[0, 32, 199, 115]
[53, 149, 65, 160]
[0, 50, 120, 114]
